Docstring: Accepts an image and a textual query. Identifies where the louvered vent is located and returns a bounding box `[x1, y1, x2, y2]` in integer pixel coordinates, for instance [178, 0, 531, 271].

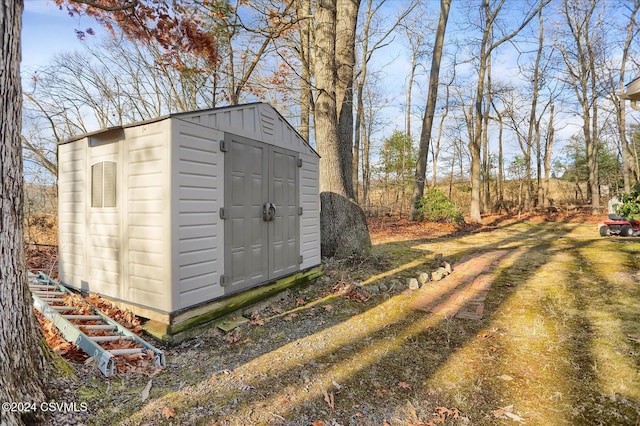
[91, 162, 103, 208]
[103, 161, 117, 207]
[91, 161, 117, 208]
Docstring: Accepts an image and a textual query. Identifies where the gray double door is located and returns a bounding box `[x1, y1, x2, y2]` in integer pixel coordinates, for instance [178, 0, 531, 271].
[223, 134, 300, 293]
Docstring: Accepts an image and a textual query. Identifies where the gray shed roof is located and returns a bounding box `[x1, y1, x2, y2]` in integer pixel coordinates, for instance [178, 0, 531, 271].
[60, 102, 319, 157]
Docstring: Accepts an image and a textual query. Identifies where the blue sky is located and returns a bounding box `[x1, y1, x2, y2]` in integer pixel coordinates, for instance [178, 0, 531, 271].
[20, 0, 608, 179]
[22, 0, 100, 70]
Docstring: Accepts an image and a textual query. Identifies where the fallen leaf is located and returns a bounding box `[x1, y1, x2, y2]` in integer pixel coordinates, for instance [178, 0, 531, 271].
[498, 374, 514, 381]
[161, 406, 175, 419]
[433, 406, 461, 422]
[504, 411, 525, 422]
[141, 379, 152, 402]
[295, 297, 306, 306]
[278, 396, 290, 404]
[398, 381, 412, 389]
[250, 311, 264, 326]
[284, 313, 298, 321]
[332, 380, 342, 390]
[225, 333, 241, 344]
[323, 304, 333, 311]
[322, 389, 335, 411]
[311, 421, 325, 426]
[494, 404, 515, 419]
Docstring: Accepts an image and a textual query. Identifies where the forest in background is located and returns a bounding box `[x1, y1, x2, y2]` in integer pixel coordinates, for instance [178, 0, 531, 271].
[21, 0, 640, 224]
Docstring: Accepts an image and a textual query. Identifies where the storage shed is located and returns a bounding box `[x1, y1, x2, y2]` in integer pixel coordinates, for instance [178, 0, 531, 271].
[57, 103, 321, 340]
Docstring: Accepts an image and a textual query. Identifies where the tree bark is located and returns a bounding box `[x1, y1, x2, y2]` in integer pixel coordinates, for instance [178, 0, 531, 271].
[543, 102, 555, 206]
[409, 0, 451, 220]
[482, 55, 492, 212]
[314, 0, 370, 257]
[468, 0, 550, 222]
[297, 0, 313, 142]
[527, 10, 544, 210]
[353, 0, 373, 204]
[335, 0, 359, 200]
[560, 0, 600, 213]
[1, 1, 50, 425]
[617, 0, 640, 192]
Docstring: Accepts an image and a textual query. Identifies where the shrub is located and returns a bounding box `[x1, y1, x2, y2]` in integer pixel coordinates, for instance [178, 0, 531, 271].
[617, 183, 640, 219]
[415, 188, 464, 224]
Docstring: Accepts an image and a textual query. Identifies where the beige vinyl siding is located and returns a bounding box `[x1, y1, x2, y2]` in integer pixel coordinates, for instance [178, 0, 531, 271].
[125, 122, 172, 312]
[58, 141, 86, 286]
[182, 104, 317, 158]
[58, 103, 319, 316]
[87, 140, 121, 298]
[300, 153, 321, 269]
[172, 119, 225, 310]
[181, 103, 320, 272]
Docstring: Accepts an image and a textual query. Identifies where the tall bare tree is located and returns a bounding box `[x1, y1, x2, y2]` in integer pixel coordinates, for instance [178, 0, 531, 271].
[541, 101, 556, 206]
[558, 0, 604, 213]
[352, 0, 416, 202]
[608, 0, 640, 192]
[431, 64, 456, 187]
[467, 0, 550, 222]
[295, 0, 313, 142]
[0, 4, 52, 424]
[314, 0, 371, 257]
[409, 0, 452, 220]
[3, 2, 226, 423]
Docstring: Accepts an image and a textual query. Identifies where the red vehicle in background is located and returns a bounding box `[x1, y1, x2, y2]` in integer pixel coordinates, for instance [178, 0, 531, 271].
[599, 214, 640, 237]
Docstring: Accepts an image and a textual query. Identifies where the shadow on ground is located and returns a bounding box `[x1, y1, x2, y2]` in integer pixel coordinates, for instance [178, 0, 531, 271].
[74, 221, 640, 426]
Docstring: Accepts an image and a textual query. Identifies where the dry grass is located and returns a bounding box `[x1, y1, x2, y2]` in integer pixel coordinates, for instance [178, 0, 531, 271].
[43, 216, 640, 425]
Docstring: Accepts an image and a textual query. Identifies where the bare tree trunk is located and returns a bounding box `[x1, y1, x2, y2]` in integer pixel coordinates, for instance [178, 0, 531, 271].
[618, 1, 640, 191]
[535, 118, 543, 208]
[353, 85, 363, 203]
[335, 0, 359, 200]
[560, 0, 600, 213]
[362, 117, 371, 209]
[469, 0, 491, 222]
[527, 10, 545, 211]
[490, 98, 505, 211]
[542, 102, 555, 207]
[482, 55, 492, 212]
[352, 0, 373, 204]
[409, 0, 451, 220]
[1, 2, 50, 425]
[431, 86, 450, 187]
[297, 0, 312, 142]
[314, 0, 370, 257]
[469, 0, 549, 222]
[406, 48, 417, 139]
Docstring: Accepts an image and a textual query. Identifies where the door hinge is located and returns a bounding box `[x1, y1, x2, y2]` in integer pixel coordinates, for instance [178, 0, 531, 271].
[297, 158, 303, 168]
[220, 274, 228, 286]
[299, 255, 303, 264]
[219, 207, 226, 220]
[298, 207, 303, 215]
[220, 140, 228, 152]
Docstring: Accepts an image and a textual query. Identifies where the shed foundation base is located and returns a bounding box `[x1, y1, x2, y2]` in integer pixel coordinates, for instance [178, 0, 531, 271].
[131, 265, 323, 345]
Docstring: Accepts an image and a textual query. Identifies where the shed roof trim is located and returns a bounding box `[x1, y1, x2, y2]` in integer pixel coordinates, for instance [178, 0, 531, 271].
[60, 102, 318, 157]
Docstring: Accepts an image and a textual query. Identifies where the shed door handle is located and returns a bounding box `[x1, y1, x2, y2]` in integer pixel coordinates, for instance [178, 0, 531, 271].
[263, 202, 276, 221]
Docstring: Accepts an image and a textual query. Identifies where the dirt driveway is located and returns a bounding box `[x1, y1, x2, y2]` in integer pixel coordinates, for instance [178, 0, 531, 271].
[49, 219, 640, 425]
